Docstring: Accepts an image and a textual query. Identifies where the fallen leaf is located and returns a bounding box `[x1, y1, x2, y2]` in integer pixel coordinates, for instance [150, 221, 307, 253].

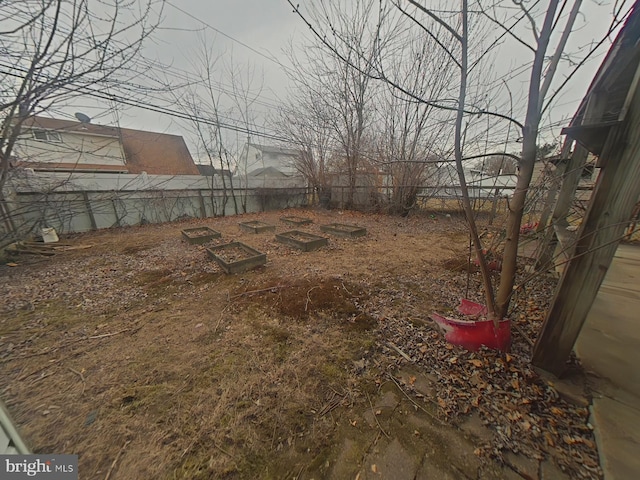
[7, 263, 18, 267]
[437, 397, 446, 408]
[544, 432, 555, 447]
[371, 464, 378, 473]
[469, 359, 483, 368]
[408, 376, 416, 386]
[350, 419, 357, 427]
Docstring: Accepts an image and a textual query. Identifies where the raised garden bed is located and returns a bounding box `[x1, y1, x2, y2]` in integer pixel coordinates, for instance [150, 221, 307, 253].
[275, 230, 328, 252]
[319, 223, 367, 238]
[239, 220, 276, 234]
[280, 216, 313, 226]
[181, 227, 222, 245]
[206, 242, 266, 274]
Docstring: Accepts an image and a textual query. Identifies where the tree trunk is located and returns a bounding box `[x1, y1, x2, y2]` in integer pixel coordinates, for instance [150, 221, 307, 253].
[496, 1, 559, 319]
[453, 0, 497, 318]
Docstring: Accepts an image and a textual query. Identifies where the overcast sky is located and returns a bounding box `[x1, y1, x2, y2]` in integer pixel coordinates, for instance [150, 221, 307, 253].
[107, 1, 302, 137]
[63, 1, 625, 156]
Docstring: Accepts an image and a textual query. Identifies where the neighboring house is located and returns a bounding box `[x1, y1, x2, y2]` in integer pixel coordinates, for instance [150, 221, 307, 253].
[196, 164, 233, 178]
[466, 169, 518, 196]
[431, 163, 517, 197]
[240, 143, 300, 176]
[13, 116, 199, 175]
[247, 166, 290, 178]
[245, 166, 306, 189]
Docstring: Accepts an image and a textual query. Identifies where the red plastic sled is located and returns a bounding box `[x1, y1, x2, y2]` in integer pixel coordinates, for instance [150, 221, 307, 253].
[431, 299, 511, 352]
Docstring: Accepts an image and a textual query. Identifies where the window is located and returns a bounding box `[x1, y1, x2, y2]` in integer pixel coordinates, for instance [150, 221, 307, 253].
[32, 129, 62, 142]
[48, 131, 61, 142]
[33, 129, 48, 141]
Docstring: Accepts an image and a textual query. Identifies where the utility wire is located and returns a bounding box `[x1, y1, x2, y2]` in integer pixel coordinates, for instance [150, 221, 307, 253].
[0, 67, 290, 143]
[165, 1, 296, 76]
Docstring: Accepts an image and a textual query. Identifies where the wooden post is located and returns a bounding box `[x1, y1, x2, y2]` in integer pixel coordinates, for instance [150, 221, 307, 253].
[535, 90, 608, 271]
[197, 190, 206, 219]
[82, 191, 97, 230]
[488, 193, 498, 225]
[532, 85, 640, 375]
[535, 163, 562, 233]
[535, 137, 573, 234]
[535, 145, 589, 271]
[111, 198, 121, 227]
[0, 195, 16, 235]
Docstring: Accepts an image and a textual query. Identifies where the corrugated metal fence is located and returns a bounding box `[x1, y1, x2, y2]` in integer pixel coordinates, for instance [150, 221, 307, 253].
[0, 172, 308, 246]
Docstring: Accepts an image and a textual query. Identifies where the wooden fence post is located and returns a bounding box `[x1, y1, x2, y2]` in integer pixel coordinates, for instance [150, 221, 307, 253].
[83, 191, 97, 230]
[532, 86, 640, 374]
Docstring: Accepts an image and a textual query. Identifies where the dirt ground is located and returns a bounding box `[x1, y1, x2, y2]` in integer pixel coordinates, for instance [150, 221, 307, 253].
[0, 209, 601, 479]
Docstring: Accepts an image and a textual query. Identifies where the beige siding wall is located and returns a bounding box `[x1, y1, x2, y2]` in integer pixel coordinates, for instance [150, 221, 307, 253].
[16, 129, 126, 166]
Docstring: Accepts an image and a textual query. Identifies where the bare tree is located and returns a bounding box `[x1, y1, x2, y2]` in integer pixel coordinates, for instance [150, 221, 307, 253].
[489, 1, 582, 318]
[169, 41, 238, 216]
[288, 0, 631, 322]
[226, 57, 265, 213]
[166, 37, 267, 216]
[476, 155, 518, 175]
[375, 28, 457, 214]
[276, 94, 333, 205]
[0, 0, 163, 188]
[285, 0, 385, 209]
[0, 0, 164, 242]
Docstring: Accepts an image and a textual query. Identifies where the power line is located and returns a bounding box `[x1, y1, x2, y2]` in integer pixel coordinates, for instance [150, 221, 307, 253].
[165, 1, 296, 76]
[2, 5, 289, 116]
[0, 66, 291, 144]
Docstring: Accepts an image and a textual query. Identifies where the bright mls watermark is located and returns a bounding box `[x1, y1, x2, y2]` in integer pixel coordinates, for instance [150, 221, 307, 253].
[0, 455, 77, 479]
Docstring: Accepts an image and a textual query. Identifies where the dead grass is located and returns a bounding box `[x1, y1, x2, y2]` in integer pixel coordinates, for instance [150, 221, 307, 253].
[0, 209, 599, 479]
[2, 209, 464, 478]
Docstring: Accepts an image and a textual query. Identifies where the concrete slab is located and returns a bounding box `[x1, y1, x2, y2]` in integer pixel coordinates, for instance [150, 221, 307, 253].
[327, 437, 363, 480]
[577, 292, 640, 398]
[539, 459, 572, 480]
[406, 414, 481, 479]
[576, 243, 640, 479]
[359, 438, 418, 480]
[504, 451, 540, 479]
[591, 396, 640, 480]
[415, 454, 459, 480]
